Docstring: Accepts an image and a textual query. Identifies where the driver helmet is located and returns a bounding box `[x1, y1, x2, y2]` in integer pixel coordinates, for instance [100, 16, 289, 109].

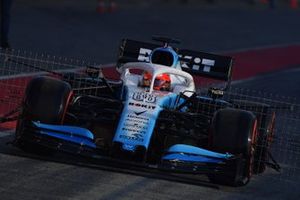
[142, 71, 171, 91]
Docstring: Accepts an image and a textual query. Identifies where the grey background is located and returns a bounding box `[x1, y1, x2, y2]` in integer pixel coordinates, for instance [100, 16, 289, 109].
[9, 0, 300, 63]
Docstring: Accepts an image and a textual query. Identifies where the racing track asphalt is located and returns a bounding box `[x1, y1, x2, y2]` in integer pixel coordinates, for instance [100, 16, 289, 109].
[0, 67, 299, 200]
[1, 2, 300, 200]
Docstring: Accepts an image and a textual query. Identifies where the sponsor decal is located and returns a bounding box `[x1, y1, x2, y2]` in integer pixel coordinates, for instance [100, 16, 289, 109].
[134, 110, 147, 116]
[138, 48, 152, 62]
[129, 102, 156, 110]
[125, 118, 148, 125]
[179, 55, 216, 72]
[118, 111, 151, 142]
[124, 123, 147, 130]
[127, 114, 149, 121]
[122, 127, 146, 134]
[120, 134, 144, 142]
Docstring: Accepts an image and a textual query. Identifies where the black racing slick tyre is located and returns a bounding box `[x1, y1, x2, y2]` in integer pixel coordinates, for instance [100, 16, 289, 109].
[15, 76, 72, 153]
[209, 108, 258, 186]
[232, 100, 275, 174]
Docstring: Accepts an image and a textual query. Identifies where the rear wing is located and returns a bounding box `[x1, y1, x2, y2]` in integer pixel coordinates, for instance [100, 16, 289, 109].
[117, 39, 161, 66]
[117, 39, 233, 82]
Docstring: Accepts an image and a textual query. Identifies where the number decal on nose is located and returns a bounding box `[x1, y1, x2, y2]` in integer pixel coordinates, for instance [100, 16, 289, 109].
[132, 92, 157, 103]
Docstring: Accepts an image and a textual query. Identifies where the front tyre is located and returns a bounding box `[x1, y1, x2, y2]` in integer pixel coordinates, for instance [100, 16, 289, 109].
[209, 108, 258, 186]
[15, 76, 72, 153]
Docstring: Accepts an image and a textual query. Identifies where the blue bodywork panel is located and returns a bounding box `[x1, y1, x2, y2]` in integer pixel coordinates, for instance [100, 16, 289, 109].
[33, 122, 94, 140]
[162, 153, 224, 163]
[167, 144, 233, 159]
[162, 144, 233, 164]
[32, 122, 96, 149]
[113, 90, 179, 151]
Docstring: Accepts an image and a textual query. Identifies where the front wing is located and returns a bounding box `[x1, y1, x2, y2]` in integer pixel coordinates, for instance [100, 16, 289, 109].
[18, 121, 241, 176]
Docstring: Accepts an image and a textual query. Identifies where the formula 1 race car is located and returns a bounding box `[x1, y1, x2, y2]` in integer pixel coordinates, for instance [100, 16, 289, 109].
[4, 37, 279, 186]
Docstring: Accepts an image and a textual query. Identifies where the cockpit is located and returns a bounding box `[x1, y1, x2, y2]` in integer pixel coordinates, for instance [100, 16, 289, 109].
[150, 47, 179, 68]
[120, 62, 195, 94]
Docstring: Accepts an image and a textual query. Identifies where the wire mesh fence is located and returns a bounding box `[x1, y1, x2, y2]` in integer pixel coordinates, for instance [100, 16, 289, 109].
[0, 49, 96, 129]
[0, 48, 299, 184]
[223, 88, 300, 183]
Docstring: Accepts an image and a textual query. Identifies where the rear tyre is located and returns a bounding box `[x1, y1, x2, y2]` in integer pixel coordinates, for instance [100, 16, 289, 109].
[15, 76, 72, 154]
[209, 108, 257, 186]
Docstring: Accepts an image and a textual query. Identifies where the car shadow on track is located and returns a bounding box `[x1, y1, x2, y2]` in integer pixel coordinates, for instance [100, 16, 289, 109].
[0, 134, 220, 189]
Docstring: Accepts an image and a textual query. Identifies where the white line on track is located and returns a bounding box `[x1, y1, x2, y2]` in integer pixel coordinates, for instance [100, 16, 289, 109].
[0, 131, 13, 138]
[0, 63, 115, 80]
[0, 68, 82, 80]
[231, 66, 300, 85]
